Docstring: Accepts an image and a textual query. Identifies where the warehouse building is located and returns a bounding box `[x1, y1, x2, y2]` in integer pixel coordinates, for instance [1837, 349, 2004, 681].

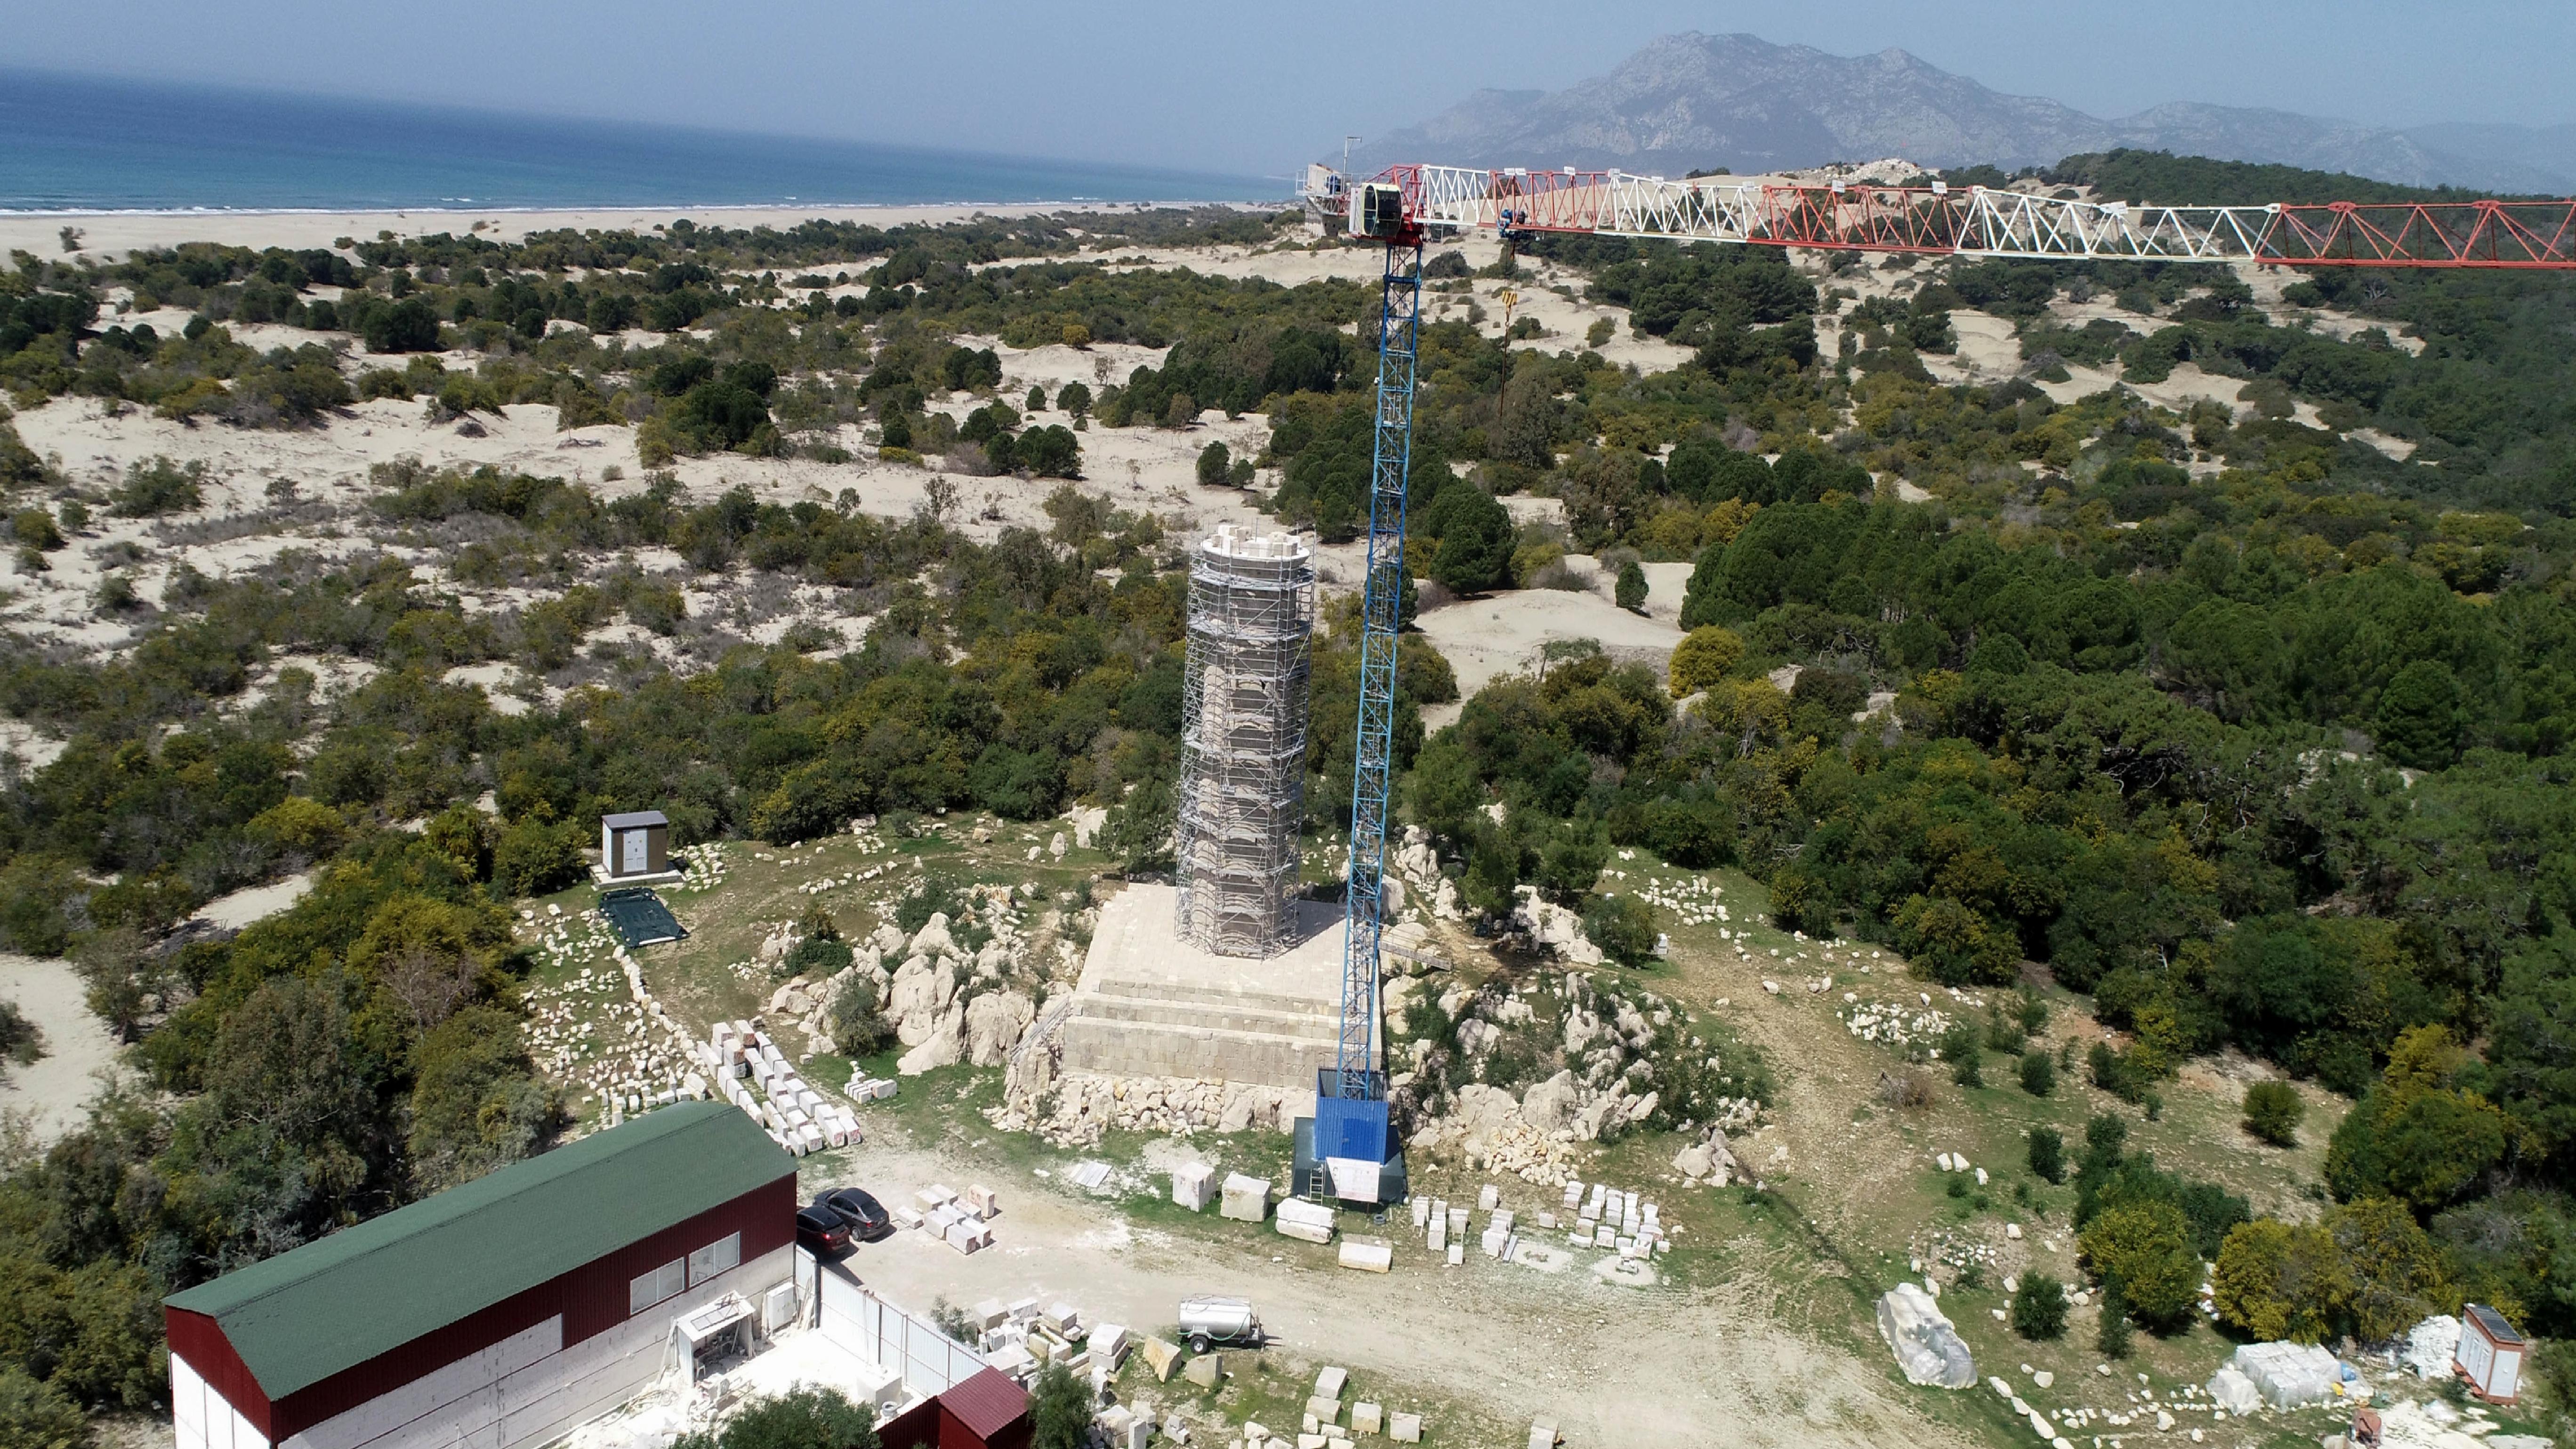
[165, 1100, 796, 1449]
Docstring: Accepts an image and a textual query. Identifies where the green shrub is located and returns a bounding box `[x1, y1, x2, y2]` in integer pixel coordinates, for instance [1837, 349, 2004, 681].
[2029, 1126, 2065, 1183]
[783, 935, 854, 981]
[2019, 1049, 2056, 1097]
[2243, 1080, 2305, 1146]
[109, 456, 207, 516]
[0, 1367, 87, 1449]
[2097, 1278, 2133, 1357]
[829, 977, 894, 1059]
[2012, 1274, 2069, 1340]
[1583, 893, 1658, 966]
[11, 508, 63, 550]
[670, 1386, 877, 1449]
[1940, 1019, 1984, 1087]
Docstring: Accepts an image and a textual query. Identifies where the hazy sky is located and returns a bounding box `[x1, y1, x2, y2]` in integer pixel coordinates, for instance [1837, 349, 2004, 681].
[14, 0, 2572, 176]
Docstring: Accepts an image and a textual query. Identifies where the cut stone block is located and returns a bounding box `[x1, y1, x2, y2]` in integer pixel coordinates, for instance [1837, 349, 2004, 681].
[1306, 1396, 1343, 1425]
[1173, 1161, 1216, 1212]
[966, 1183, 999, 1219]
[1388, 1411, 1422, 1443]
[1339, 1237, 1393, 1272]
[1315, 1366, 1348, 1400]
[1092, 1323, 1131, 1366]
[1183, 1352, 1224, 1388]
[1142, 1336, 1182, 1382]
[1352, 1403, 1383, 1434]
[1477, 1184, 1500, 1210]
[1222, 1173, 1273, 1222]
[973, 1298, 1010, 1330]
[1445, 1242, 1463, 1266]
[1411, 1197, 1431, 1227]
[1276, 1197, 1337, 1244]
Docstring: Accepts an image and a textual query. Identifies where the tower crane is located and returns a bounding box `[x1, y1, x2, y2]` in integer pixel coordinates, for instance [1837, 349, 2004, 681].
[1300, 158, 2571, 1210]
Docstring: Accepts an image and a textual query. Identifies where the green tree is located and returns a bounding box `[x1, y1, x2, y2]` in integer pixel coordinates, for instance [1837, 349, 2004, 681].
[2242, 1080, 2305, 1147]
[2079, 1201, 2201, 1329]
[1614, 560, 1648, 612]
[2326, 1025, 2511, 1213]
[672, 1386, 878, 1449]
[1197, 441, 1232, 487]
[409, 1006, 555, 1192]
[0, 1367, 86, 1449]
[1101, 773, 1176, 875]
[2328, 1197, 2447, 1341]
[1055, 381, 1091, 418]
[2012, 1274, 2068, 1340]
[2213, 1218, 2346, 1343]
[1425, 485, 1513, 594]
[2374, 659, 2465, 768]
[493, 817, 585, 897]
[1030, 1362, 1092, 1449]
[1535, 827, 1608, 906]
[362, 296, 442, 352]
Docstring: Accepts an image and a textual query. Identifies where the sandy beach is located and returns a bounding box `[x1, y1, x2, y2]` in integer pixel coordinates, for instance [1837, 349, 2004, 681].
[3, 199, 1254, 263]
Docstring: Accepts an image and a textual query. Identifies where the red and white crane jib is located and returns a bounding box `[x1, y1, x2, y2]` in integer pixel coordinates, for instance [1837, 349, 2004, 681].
[1341, 163, 2576, 269]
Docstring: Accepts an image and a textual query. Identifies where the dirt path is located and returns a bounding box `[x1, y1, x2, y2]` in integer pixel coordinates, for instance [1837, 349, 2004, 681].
[0, 953, 122, 1143]
[803, 1131, 1957, 1449]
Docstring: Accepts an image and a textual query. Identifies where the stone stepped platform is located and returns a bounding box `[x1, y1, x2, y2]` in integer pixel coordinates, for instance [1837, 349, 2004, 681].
[1055, 884, 1372, 1091]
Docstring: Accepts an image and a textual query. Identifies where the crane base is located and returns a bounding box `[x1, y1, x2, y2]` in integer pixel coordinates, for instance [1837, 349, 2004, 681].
[1292, 1117, 1408, 1208]
[1295, 1073, 1406, 1207]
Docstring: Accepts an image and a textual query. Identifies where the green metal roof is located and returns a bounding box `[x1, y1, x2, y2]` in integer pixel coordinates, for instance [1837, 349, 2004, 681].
[166, 1100, 789, 1401]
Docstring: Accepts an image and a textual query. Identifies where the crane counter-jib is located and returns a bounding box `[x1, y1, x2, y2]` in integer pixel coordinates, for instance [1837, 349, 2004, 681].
[1346, 163, 2576, 268]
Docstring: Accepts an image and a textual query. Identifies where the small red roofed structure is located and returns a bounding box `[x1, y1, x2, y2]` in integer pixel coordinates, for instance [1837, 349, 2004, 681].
[877, 1366, 1032, 1449]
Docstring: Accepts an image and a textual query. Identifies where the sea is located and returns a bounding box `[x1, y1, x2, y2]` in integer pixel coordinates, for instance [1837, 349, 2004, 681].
[0, 68, 1279, 215]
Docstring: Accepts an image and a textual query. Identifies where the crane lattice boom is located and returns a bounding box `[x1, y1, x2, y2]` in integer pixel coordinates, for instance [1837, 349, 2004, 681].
[1355, 164, 2576, 268]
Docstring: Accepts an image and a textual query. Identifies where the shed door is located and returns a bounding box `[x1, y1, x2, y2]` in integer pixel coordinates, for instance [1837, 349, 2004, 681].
[622, 829, 648, 874]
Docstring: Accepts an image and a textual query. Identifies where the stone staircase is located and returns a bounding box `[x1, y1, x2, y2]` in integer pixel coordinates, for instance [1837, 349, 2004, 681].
[1055, 973, 1345, 1091]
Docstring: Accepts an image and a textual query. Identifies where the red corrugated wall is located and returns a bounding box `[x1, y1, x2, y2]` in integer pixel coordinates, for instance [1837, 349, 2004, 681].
[167, 1307, 274, 1441]
[170, 1172, 794, 1444]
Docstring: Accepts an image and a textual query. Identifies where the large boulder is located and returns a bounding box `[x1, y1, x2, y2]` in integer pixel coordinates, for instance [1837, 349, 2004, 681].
[888, 956, 959, 1045]
[1521, 1071, 1578, 1134]
[897, 1004, 966, 1075]
[1451, 1083, 1521, 1152]
[907, 912, 957, 961]
[1571, 1093, 1623, 1142]
[965, 990, 1036, 1067]
[1517, 893, 1606, 966]
[1875, 1283, 1974, 1389]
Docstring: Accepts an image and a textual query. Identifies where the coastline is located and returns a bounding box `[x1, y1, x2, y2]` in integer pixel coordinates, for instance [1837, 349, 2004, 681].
[1, 198, 1276, 261]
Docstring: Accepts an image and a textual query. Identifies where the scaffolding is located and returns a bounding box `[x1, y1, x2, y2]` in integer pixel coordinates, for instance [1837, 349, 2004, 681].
[1174, 525, 1315, 958]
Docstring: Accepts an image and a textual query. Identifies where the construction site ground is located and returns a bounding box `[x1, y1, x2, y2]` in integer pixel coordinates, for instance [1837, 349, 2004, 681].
[495, 808, 2445, 1449]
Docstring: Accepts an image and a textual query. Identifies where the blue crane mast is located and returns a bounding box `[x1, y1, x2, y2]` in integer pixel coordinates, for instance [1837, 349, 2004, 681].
[1302, 182, 1424, 1207]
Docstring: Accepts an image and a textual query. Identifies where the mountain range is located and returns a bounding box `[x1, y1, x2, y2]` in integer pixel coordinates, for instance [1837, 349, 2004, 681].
[1354, 33, 2575, 195]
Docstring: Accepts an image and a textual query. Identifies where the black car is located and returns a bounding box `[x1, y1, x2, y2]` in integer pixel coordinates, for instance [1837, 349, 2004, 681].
[821, 1187, 894, 1242]
[797, 1202, 852, 1254]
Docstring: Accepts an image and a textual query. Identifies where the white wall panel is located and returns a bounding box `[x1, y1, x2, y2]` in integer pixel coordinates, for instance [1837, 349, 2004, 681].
[280, 1252, 788, 1449]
